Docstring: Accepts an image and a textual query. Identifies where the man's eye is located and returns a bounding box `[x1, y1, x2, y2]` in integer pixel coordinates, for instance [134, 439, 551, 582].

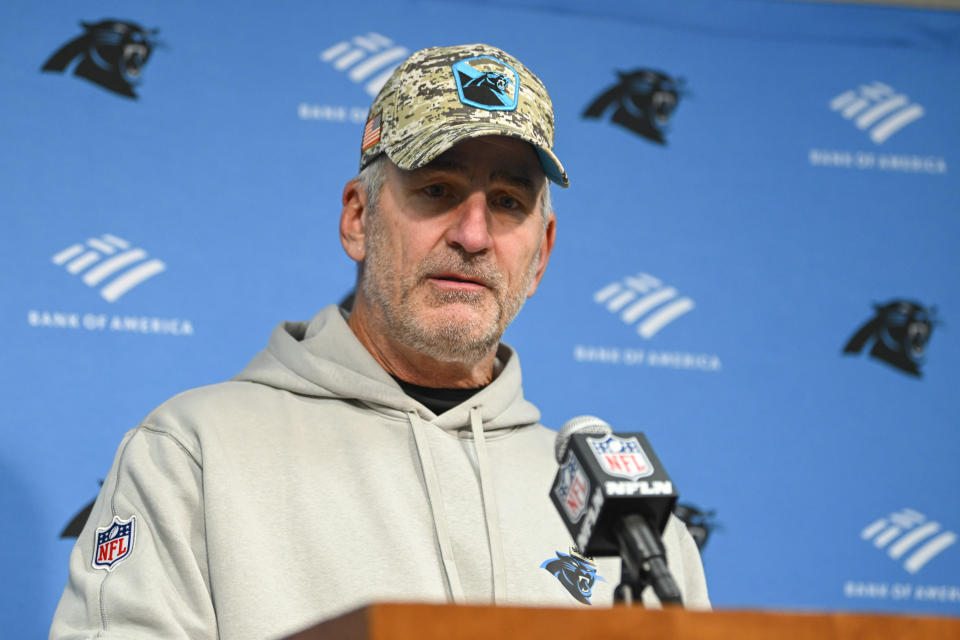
[494, 195, 520, 210]
[423, 184, 447, 197]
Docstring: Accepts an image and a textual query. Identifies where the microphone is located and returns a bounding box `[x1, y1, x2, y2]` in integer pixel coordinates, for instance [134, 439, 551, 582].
[550, 415, 683, 606]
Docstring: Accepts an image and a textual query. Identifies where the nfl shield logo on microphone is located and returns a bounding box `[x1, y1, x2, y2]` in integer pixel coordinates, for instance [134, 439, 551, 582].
[587, 434, 655, 480]
[555, 453, 591, 523]
[93, 515, 136, 571]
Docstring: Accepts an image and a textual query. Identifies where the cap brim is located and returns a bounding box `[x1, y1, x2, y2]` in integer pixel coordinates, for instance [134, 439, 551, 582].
[534, 146, 569, 189]
[386, 122, 569, 188]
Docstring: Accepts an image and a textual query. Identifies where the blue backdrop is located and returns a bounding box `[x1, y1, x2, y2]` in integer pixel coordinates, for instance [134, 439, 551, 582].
[3, 0, 958, 636]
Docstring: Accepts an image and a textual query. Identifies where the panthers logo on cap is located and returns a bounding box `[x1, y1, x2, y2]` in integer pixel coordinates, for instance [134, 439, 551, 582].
[452, 56, 519, 111]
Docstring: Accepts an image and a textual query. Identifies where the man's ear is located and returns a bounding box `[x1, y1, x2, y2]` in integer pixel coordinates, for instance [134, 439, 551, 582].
[527, 210, 557, 297]
[340, 180, 368, 262]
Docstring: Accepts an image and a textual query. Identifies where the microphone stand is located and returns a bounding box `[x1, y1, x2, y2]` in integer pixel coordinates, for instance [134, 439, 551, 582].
[612, 514, 683, 607]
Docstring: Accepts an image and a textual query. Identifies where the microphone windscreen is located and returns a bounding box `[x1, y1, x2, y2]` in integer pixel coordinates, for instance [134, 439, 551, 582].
[554, 415, 612, 462]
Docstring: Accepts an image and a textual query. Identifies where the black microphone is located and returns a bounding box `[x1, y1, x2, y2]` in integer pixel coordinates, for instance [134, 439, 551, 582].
[550, 415, 683, 606]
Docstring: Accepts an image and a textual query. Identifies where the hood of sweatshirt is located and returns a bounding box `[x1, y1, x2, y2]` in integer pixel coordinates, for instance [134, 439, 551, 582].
[232, 304, 541, 431]
[232, 304, 541, 604]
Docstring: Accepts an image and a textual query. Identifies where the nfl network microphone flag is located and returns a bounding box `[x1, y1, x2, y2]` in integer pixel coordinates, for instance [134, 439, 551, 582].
[551, 431, 678, 557]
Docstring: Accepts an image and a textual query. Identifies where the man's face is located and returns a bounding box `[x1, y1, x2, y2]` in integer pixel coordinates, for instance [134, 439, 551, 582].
[358, 136, 554, 364]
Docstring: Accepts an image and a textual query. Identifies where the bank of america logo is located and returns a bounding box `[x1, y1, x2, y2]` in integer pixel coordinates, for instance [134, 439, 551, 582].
[320, 33, 408, 96]
[830, 82, 925, 144]
[52, 234, 166, 302]
[594, 273, 694, 339]
[861, 508, 957, 574]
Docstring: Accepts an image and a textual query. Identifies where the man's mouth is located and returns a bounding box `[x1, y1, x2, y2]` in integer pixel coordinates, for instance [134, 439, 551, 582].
[427, 272, 490, 291]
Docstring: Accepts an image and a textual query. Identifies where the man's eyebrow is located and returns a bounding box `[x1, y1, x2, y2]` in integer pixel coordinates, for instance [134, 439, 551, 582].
[490, 169, 535, 191]
[418, 159, 538, 192]
[419, 158, 468, 175]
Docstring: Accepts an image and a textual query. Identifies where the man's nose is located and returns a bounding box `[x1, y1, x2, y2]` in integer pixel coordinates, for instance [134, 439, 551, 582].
[446, 192, 493, 254]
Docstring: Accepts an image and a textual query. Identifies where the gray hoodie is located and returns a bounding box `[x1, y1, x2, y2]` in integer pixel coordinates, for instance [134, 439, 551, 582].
[51, 305, 709, 639]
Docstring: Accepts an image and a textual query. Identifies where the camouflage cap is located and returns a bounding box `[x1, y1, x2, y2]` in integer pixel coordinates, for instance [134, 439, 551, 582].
[359, 43, 568, 187]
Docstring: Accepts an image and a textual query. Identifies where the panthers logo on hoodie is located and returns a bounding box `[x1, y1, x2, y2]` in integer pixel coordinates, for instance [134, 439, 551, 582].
[541, 549, 605, 605]
[42, 19, 159, 99]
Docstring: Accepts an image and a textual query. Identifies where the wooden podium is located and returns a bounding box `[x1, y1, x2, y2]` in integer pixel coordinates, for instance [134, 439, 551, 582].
[284, 602, 960, 639]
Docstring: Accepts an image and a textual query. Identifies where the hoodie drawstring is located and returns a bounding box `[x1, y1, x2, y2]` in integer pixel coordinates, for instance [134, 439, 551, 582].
[469, 406, 507, 604]
[406, 407, 507, 604]
[407, 409, 465, 603]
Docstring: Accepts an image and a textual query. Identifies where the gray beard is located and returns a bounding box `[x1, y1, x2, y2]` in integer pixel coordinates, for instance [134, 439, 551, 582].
[360, 213, 539, 364]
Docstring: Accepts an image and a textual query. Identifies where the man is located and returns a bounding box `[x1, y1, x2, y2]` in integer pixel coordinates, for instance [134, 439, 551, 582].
[51, 44, 709, 640]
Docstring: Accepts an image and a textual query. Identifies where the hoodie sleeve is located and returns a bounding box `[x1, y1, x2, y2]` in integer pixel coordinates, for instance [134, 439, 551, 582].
[677, 522, 711, 610]
[49, 426, 217, 639]
[666, 514, 711, 610]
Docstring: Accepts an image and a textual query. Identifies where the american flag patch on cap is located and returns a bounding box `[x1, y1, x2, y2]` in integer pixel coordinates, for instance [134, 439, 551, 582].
[361, 112, 382, 152]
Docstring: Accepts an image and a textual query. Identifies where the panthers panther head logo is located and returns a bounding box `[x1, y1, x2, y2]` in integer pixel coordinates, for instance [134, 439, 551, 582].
[540, 549, 605, 605]
[42, 19, 160, 99]
[583, 69, 685, 144]
[452, 57, 519, 111]
[843, 300, 938, 377]
[673, 503, 719, 551]
[459, 70, 514, 107]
